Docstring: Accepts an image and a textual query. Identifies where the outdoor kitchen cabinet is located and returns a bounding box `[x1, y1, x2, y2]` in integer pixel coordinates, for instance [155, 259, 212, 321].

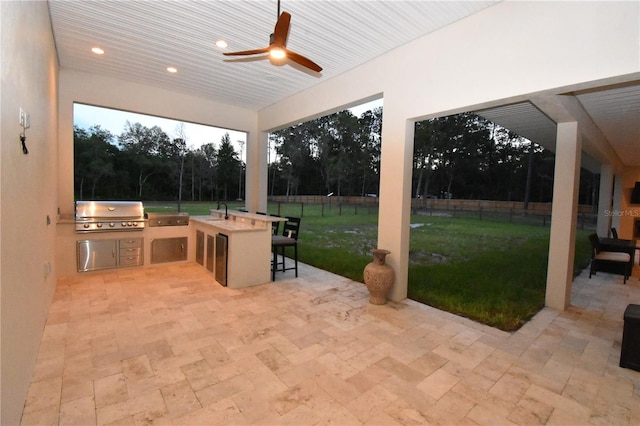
[77, 239, 117, 272]
[190, 211, 284, 288]
[119, 238, 144, 267]
[77, 237, 143, 272]
[150, 237, 187, 264]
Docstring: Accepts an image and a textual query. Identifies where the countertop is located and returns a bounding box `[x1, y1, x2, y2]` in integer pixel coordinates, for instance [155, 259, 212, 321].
[191, 213, 273, 233]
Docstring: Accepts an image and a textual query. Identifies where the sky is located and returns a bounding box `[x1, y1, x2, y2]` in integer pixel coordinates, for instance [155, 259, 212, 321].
[74, 103, 249, 159]
[73, 98, 383, 162]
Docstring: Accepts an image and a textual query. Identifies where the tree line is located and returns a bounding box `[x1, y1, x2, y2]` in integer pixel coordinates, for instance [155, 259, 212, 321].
[74, 121, 241, 206]
[74, 108, 597, 207]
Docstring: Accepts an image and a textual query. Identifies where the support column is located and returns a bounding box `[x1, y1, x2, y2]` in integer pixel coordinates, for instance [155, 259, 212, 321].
[378, 105, 414, 301]
[244, 131, 268, 213]
[545, 121, 582, 311]
[596, 164, 613, 237]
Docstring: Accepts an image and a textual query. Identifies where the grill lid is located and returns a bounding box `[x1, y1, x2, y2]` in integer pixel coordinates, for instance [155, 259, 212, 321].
[75, 201, 144, 219]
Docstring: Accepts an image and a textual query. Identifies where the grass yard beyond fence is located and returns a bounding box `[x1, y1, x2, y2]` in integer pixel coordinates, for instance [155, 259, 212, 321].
[145, 201, 593, 331]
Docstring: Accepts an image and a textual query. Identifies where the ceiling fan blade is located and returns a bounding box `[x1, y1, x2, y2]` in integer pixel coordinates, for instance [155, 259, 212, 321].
[272, 11, 291, 46]
[285, 49, 322, 72]
[223, 48, 269, 56]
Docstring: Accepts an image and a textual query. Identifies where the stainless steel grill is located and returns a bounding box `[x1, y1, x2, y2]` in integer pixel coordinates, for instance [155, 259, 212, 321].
[145, 212, 189, 227]
[75, 201, 145, 233]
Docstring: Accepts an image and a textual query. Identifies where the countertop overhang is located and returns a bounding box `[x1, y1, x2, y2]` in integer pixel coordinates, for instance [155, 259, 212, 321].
[191, 210, 286, 233]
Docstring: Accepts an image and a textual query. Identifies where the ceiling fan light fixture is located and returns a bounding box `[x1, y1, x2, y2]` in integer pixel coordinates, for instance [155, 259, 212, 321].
[269, 47, 286, 59]
[222, 3, 322, 73]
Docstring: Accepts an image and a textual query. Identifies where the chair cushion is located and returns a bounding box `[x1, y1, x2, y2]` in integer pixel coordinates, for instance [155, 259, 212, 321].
[272, 236, 296, 246]
[595, 251, 631, 262]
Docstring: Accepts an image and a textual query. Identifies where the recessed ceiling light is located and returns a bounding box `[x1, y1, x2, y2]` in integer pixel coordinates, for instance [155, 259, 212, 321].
[166, 66, 178, 73]
[215, 40, 228, 49]
[91, 47, 104, 55]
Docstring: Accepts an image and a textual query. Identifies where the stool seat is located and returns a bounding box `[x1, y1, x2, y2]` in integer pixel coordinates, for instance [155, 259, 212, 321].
[595, 252, 631, 262]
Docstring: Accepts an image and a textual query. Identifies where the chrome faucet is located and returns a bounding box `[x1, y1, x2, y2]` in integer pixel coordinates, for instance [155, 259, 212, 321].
[217, 202, 229, 220]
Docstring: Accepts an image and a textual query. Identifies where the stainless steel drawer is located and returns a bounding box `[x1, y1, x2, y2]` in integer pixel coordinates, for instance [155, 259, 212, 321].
[119, 247, 142, 257]
[120, 238, 143, 249]
[119, 255, 143, 267]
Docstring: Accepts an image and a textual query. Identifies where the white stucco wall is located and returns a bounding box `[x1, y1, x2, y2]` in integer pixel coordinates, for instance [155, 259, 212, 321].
[0, 2, 59, 424]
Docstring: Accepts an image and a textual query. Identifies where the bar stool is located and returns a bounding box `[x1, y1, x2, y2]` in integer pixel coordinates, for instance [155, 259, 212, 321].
[271, 217, 300, 281]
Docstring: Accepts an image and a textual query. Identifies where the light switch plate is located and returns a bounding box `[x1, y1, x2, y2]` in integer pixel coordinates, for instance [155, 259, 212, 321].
[19, 108, 30, 129]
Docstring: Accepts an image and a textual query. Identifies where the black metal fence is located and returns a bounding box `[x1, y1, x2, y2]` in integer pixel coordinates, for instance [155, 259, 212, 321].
[267, 196, 597, 229]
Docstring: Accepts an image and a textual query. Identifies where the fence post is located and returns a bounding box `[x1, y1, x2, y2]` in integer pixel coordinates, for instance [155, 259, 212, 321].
[301, 202, 304, 218]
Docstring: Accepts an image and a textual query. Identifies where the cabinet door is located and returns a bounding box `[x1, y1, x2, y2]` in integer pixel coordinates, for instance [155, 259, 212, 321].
[206, 234, 214, 272]
[215, 233, 228, 286]
[151, 237, 187, 263]
[196, 230, 204, 266]
[77, 240, 117, 272]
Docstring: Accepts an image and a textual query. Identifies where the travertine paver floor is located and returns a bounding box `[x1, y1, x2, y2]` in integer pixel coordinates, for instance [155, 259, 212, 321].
[21, 262, 640, 425]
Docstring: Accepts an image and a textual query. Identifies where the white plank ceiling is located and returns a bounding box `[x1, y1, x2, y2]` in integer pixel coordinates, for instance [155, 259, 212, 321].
[48, 0, 639, 167]
[48, 0, 496, 110]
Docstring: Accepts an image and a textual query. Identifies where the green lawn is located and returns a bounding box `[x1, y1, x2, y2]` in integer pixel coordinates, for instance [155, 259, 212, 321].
[145, 201, 593, 331]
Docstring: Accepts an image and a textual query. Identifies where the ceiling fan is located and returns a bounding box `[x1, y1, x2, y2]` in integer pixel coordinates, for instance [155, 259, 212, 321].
[223, 0, 322, 73]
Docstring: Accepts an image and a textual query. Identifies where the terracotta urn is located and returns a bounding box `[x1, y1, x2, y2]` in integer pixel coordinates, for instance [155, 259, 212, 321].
[363, 249, 394, 305]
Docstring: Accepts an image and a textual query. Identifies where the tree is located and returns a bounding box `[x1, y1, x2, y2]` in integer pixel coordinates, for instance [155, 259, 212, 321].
[119, 121, 169, 198]
[172, 123, 188, 211]
[199, 143, 217, 201]
[357, 107, 382, 196]
[74, 125, 117, 200]
[216, 133, 238, 201]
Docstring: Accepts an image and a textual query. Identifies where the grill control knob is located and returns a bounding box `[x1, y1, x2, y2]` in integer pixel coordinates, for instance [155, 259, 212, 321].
[96, 223, 103, 228]
[133, 222, 139, 227]
[127, 222, 132, 226]
[121, 222, 127, 227]
[83, 223, 90, 229]
[109, 222, 115, 227]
